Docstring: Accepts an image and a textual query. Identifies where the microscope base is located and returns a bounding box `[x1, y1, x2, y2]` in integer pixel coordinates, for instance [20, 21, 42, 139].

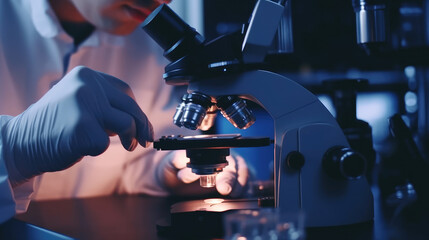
[157, 197, 374, 239]
[156, 198, 259, 239]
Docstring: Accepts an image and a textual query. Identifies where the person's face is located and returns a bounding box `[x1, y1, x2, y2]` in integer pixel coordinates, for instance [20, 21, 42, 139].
[70, 0, 170, 35]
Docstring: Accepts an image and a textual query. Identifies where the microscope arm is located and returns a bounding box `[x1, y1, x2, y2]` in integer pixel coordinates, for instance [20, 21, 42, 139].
[189, 70, 374, 227]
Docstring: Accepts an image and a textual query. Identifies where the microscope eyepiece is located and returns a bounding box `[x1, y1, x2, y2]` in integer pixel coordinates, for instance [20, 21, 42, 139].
[142, 4, 205, 62]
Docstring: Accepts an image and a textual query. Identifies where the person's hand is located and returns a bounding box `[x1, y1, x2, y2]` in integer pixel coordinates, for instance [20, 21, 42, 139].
[156, 150, 249, 197]
[1, 66, 153, 186]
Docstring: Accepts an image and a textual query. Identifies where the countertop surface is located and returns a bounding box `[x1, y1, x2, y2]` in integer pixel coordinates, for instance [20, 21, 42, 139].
[1, 186, 428, 240]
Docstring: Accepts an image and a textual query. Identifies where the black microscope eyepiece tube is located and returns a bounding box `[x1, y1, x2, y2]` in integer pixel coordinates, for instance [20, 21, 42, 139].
[142, 3, 205, 62]
[142, 4, 190, 50]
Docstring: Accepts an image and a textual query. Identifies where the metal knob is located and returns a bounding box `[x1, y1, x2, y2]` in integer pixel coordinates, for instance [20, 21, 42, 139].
[323, 146, 367, 180]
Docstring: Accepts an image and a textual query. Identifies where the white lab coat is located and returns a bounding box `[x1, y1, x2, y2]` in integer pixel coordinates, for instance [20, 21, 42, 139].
[0, 0, 195, 223]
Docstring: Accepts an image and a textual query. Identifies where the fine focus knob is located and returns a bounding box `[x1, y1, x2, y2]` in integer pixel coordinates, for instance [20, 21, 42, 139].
[286, 151, 305, 170]
[323, 146, 367, 180]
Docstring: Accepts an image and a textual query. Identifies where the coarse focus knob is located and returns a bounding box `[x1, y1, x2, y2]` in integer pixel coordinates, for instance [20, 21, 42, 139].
[323, 146, 367, 180]
[286, 151, 305, 170]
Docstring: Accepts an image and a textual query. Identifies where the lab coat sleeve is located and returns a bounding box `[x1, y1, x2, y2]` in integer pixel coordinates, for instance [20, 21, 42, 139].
[0, 115, 36, 224]
[118, 148, 172, 197]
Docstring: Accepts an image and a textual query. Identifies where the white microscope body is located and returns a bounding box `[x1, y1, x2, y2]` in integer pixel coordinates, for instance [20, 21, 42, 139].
[188, 70, 374, 227]
[143, 0, 374, 227]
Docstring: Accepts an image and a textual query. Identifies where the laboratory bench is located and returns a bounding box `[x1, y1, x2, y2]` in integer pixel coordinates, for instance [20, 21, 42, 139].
[1, 186, 429, 240]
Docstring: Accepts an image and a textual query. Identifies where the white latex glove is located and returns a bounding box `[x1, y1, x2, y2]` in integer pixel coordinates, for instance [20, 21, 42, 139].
[1, 66, 153, 186]
[156, 150, 249, 197]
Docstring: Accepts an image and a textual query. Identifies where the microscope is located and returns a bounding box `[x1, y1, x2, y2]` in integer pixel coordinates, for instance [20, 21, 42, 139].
[143, 0, 374, 231]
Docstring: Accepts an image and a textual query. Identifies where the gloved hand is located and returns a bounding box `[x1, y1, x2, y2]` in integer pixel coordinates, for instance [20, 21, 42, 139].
[156, 150, 249, 197]
[1, 66, 153, 186]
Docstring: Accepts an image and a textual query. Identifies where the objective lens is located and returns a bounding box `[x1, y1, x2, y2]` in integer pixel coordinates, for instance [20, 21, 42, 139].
[178, 92, 213, 130]
[217, 96, 256, 129]
[181, 102, 207, 130]
[173, 101, 186, 127]
[200, 174, 217, 188]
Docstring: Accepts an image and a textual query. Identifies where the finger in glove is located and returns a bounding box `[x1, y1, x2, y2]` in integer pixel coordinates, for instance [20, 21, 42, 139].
[216, 155, 249, 197]
[95, 72, 154, 148]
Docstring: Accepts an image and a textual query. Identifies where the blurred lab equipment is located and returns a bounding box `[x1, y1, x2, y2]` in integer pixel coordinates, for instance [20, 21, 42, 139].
[323, 79, 377, 182]
[375, 114, 429, 240]
[143, 1, 374, 238]
[223, 208, 305, 240]
[352, 0, 387, 54]
[386, 114, 429, 203]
